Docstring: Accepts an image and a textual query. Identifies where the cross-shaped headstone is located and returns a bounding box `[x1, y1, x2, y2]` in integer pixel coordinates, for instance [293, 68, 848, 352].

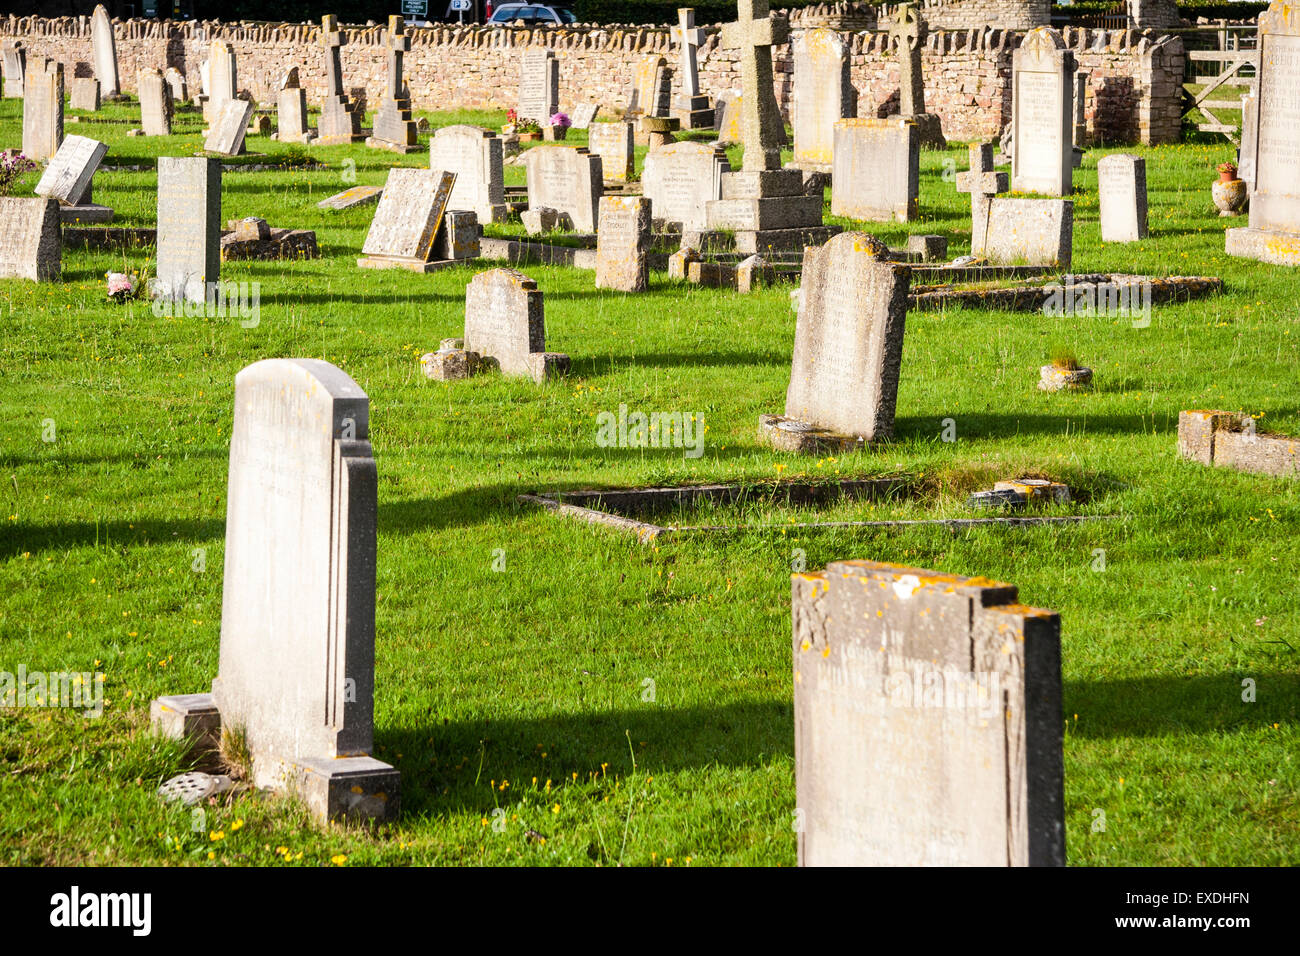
[889, 3, 927, 117]
[955, 143, 1008, 256]
[385, 15, 410, 101]
[673, 8, 706, 99]
[720, 0, 788, 172]
[322, 15, 346, 98]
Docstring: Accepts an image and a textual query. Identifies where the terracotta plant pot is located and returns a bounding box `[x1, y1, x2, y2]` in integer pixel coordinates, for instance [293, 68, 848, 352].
[517, 131, 541, 143]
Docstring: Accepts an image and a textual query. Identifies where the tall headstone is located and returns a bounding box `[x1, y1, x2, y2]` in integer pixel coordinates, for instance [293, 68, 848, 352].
[1097, 153, 1148, 242]
[630, 54, 672, 119]
[0, 197, 60, 282]
[367, 16, 419, 153]
[152, 358, 399, 824]
[317, 16, 363, 144]
[643, 141, 730, 232]
[277, 69, 310, 144]
[888, 4, 944, 148]
[672, 8, 713, 128]
[517, 49, 559, 125]
[1011, 28, 1075, 197]
[34, 134, 109, 211]
[1, 42, 25, 100]
[955, 142, 1008, 257]
[21, 58, 63, 163]
[791, 28, 855, 172]
[524, 146, 603, 232]
[792, 559, 1065, 866]
[70, 77, 100, 112]
[587, 121, 635, 183]
[1226, 2, 1300, 266]
[830, 118, 918, 222]
[723, 0, 785, 172]
[205, 41, 237, 125]
[358, 167, 456, 272]
[430, 125, 506, 225]
[464, 268, 568, 383]
[759, 233, 908, 452]
[595, 196, 652, 292]
[1237, 90, 1258, 189]
[983, 198, 1073, 269]
[90, 5, 120, 99]
[164, 67, 188, 104]
[205, 98, 254, 156]
[139, 68, 173, 137]
[156, 157, 220, 305]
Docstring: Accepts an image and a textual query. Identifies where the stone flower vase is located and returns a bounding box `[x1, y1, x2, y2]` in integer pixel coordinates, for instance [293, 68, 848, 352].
[1212, 163, 1248, 217]
[1039, 364, 1093, 392]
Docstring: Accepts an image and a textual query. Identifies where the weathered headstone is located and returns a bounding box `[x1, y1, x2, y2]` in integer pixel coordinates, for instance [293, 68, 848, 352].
[517, 48, 560, 125]
[955, 142, 1008, 257]
[0, 197, 60, 281]
[1, 42, 25, 100]
[205, 40, 237, 125]
[587, 121, 635, 183]
[70, 77, 100, 112]
[277, 68, 310, 144]
[358, 167, 456, 271]
[983, 198, 1073, 269]
[164, 66, 188, 104]
[643, 141, 730, 231]
[888, 4, 944, 148]
[723, 0, 785, 172]
[151, 358, 399, 824]
[672, 8, 713, 128]
[317, 16, 363, 144]
[759, 232, 908, 452]
[138, 68, 173, 137]
[830, 118, 918, 222]
[205, 98, 254, 155]
[1226, 2, 1300, 266]
[21, 58, 63, 163]
[595, 195, 652, 292]
[1097, 153, 1148, 242]
[368, 15, 419, 153]
[34, 134, 111, 222]
[791, 27, 855, 171]
[430, 125, 507, 225]
[1011, 28, 1075, 197]
[714, 90, 743, 145]
[630, 54, 672, 119]
[464, 268, 568, 383]
[156, 157, 220, 304]
[1237, 90, 1258, 189]
[91, 5, 120, 99]
[318, 185, 383, 210]
[792, 559, 1064, 866]
[524, 146, 603, 232]
[432, 210, 480, 261]
[571, 103, 600, 129]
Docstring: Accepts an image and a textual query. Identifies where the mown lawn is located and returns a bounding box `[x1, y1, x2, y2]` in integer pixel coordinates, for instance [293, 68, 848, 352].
[0, 96, 1295, 866]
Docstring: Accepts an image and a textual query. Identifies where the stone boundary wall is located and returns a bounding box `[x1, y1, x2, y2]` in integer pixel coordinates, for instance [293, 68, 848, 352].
[918, 0, 1051, 31]
[0, 15, 1184, 145]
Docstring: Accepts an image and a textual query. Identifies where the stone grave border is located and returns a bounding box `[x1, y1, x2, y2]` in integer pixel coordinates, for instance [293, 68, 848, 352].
[910, 273, 1223, 312]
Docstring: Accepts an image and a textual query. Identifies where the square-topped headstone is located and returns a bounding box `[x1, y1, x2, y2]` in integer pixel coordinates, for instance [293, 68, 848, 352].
[358, 167, 456, 271]
[205, 98, 254, 155]
[830, 118, 918, 222]
[34, 134, 108, 207]
[1011, 28, 1075, 197]
[630, 54, 672, 119]
[139, 68, 173, 136]
[524, 147, 603, 232]
[2, 43, 25, 100]
[205, 40, 237, 124]
[277, 75, 310, 144]
[642, 141, 730, 232]
[429, 125, 506, 225]
[595, 195, 651, 292]
[70, 77, 100, 112]
[156, 157, 221, 304]
[1097, 153, 1148, 242]
[587, 122, 635, 183]
[791, 27, 855, 171]
[464, 268, 567, 383]
[0, 197, 60, 282]
[517, 49, 559, 125]
[21, 58, 63, 163]
[984, 197, 1073, 269]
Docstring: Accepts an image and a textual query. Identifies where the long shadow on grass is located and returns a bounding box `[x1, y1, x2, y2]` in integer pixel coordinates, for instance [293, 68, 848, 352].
[0, 517, 226, 560]
[892, 411, 1161, 440]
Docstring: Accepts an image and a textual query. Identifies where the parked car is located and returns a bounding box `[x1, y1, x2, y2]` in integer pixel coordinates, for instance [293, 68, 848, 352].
[487, 3, 577, 25]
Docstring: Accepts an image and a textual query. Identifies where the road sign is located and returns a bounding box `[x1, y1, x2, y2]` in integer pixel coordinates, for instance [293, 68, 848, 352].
[450, 0, 471, 9]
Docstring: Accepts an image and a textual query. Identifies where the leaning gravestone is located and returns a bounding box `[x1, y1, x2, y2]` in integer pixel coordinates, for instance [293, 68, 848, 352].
[464, 268, 568, 383]
[983, 197, 1073, 269]
[2, 42, 24, 100]
[358, 167, 456, 271]
[587, 121, 635, 183]
[791, 27, 855, 172]
[164, 67, 188, 104]
[429, 125, 507, 224]
[91, 5, 120, 99]
[139, 68, 173, 136]
[367, 15, 419, 153]
[1226, 1, 1300, 266]
[156, 157, 221, 304]
[524, 147, 603, 232]
[34, 134, 111, 223]
[21, 58, 63, 163]
[595, 195, 651, 292]
[1097, 153, 1148, 242]
[759, 232, 909, 453]
[70, 77, 100, 112]
[1011, 27, 1075, 197]
[205, 99, 254, 155]
[277, 69, 310, 144]
[151, 358, 399, 824]
[517, 48, 559, 125]
[830, 118, 918, 222]
[318, 16, 363, 144]
[571, 103, 600, 129]
[792, 559, 1065, 866]
[0, 197, 60, 281]
[642, 141, 730, 232]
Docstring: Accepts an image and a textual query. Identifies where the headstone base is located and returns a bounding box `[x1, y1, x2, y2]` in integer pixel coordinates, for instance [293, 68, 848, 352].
[736, 225, 840, 255]
[59, 204, 114, 225]
[758, 414, 867, 454]
[365, 136, 422, 155]
[1225, 227, 1300, 266]
[357, 255, 462, 273]
[672, 94, 714, 129]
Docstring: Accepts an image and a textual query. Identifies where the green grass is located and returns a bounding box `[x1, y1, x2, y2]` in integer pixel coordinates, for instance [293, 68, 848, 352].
[1, 98, 1296, 866]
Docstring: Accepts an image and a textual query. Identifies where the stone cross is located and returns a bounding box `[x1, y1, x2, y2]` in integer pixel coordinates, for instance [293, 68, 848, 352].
[673, 8, 705, 98]
[385, 15, 410, 101]
[890, 3, 927, 117]
[720, 0, 788, 172]
[956, 142, 1007, 256]
[322, 15, 346, 98]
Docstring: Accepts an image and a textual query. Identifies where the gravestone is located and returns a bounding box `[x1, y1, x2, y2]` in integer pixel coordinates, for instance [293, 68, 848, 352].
[0, 197, 60, 281]
[571, 103, 600, 129]
[317, 16, 363, 144]
[1, 42, 24, 99]
[1097, 153, 1148, 242]
[156, 157, 220, 304]
[715, 91, 743, 145]
[587, 121, 635, 183]
[524, 146, 603, 232]
[464, 268, 568, 383]
[205, 98, 254, 155]
[1226, 2, 1300, 266]
[34, 134, 112, 223]
[955, 142, 1008, 257]
[368, 16, 419, 153]
[277, 69, 310, 144]
[1072, 70, 1088, 156]
[317, 185, 383, 210]
[759, 232, 908, 452]
[517, 48, 560, 125]
[888, 4, 944, 148]
[91, 5, 120, 99]
[643, 141, 730, 231]
[21, 59, 63, 163]
[358, 167, 456, 272]
[138, 68, 173, 137]
[151, 358, 399, 824]
[1011, 28, 1075, 197]
[672, 8, 713, 128]
[1237, 91, 1257, 189]
[983, 198, 1073, 269]
[164, 67, 188, 104]
[430, 125, 506, 224]
[595, 195, 652, 292]
[792, 559, 1065, 866]
[830, 118, 918, 222]
[631, 54, 672, 119]
[70, 77, 100, 112]
[205, 41, 237, 125]
[791, 27, 855, 172]
[431, 210, 480, 261]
